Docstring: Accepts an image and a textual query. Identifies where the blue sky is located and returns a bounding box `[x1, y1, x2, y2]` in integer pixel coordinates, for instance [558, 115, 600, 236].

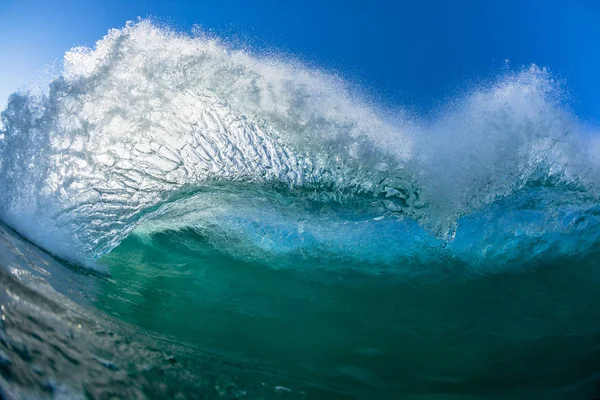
[0, 0, 598, 122]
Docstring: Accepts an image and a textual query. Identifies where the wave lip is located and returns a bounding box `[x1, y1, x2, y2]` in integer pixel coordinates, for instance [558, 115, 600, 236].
[0, 20, 598, 265]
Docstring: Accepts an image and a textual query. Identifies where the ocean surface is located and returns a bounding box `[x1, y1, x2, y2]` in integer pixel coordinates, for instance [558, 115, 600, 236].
[1, 20, 600, 399]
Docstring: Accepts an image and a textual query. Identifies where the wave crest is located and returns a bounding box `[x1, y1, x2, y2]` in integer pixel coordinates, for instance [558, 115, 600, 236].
[0, 20, 598, 264]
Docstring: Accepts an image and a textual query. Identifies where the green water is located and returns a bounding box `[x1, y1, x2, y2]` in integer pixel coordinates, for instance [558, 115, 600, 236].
[95, 228, 600, 399]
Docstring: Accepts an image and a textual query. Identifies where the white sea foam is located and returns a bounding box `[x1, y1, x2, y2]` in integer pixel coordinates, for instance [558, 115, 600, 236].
[0, 20, 597, 264]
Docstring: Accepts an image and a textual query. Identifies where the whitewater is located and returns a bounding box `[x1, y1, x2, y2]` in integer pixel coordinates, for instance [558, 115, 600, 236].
[1, 20, 600, 399]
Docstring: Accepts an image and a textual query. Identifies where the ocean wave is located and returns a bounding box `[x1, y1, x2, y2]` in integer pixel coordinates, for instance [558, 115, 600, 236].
[0, 20, 598, 266]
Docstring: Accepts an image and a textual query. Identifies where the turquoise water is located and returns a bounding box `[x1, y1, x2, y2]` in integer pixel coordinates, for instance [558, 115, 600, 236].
[1, 20, 600, 399]
[95, 227, 600, 399]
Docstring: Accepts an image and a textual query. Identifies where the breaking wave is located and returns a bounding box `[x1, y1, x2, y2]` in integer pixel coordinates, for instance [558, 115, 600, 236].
[0, 20, 599, 269]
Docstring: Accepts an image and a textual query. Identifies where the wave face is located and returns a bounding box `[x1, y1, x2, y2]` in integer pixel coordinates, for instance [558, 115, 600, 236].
[0, 20, 599, 268]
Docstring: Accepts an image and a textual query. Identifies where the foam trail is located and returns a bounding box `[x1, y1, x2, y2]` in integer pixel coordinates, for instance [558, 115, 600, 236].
[0, 20, 598, 265]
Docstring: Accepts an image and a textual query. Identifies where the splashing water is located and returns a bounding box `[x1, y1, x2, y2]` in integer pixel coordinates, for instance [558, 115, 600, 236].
[1, 20, 600, 399]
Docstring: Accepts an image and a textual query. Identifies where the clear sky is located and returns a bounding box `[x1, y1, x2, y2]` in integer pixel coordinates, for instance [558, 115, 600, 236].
[0, 0, 598, 122]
